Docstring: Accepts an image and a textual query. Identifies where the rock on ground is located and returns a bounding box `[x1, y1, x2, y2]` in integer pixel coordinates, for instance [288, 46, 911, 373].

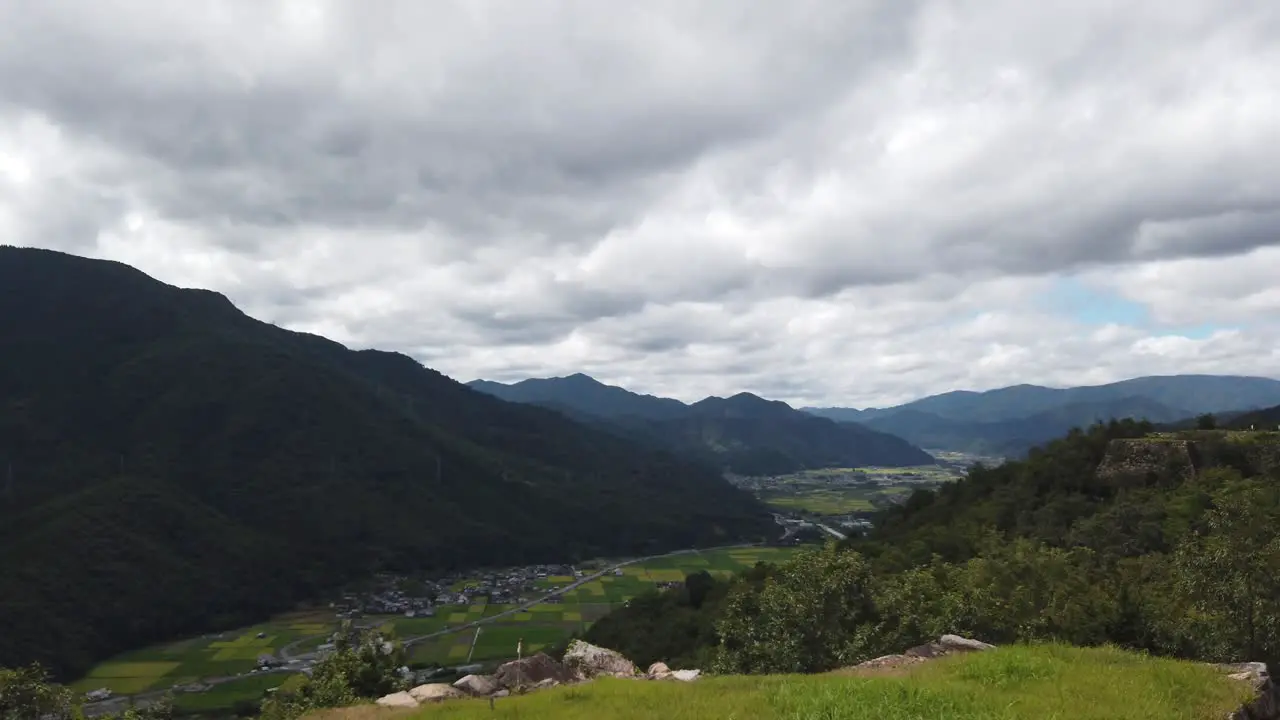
[375, 691, 418, 708]
[493, 652, 581, 689]
[454, 673, 501, 696]
[647, 662, 672, 679]
[671, 669, 701, 682]
[563, 640, 638, 678]
[409, 683, 465, 703]
[1219, 662, 1277, 720]
[939, 634, 996, 652]
[852, 636, 996, 673]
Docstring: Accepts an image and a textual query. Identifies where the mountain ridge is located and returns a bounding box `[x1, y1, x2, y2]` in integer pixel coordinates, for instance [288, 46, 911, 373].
[468, 377, 934, 473]
[803, 375, 1280, 455]
[806, 374, 1280, 422]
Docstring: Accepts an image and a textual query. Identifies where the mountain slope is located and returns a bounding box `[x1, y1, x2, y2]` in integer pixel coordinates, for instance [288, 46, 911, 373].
[0, 247, 772, 678]
[470, 378, 935, 474]
[858, 396, 1190, 456]
[654, 393, 935, 474]
[809, 375, 1280, 425]
[1226, 404, 1280, 430]
[806, 376, 1280, 455]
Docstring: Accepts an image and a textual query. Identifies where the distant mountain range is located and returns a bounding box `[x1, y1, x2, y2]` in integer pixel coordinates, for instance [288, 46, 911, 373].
[467, 375, 935, 474]
[0, 248, 772, 679]
[805, 375, 1280, 456]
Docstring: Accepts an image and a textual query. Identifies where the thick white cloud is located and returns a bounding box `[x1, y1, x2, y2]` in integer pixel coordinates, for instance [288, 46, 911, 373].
[1, 0, 1277, 407]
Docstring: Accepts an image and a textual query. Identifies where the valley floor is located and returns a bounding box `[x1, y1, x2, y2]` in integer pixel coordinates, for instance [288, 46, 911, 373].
[307, 645, 1250, 720]
[78, 546, 801, 715]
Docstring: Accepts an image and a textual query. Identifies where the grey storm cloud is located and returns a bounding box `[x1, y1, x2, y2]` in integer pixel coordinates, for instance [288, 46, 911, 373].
[0, 1, 921, 247]
[1, 0, 1279, 405]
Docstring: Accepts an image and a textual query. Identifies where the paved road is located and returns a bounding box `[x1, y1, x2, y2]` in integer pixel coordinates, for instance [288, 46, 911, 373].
[83, 542, 764, 715]
[816, 523, 847, 540]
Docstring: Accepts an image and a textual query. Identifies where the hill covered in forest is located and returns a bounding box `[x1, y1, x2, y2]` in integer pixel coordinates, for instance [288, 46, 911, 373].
[469, 375, 934, 474]
[0, 247, 773, 679]
[576, 421, 1280, 678]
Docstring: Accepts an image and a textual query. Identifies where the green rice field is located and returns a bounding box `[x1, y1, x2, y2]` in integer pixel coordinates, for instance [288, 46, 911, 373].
[71, 611, 335, 697]
[405, 546, 802, 666]
[764, 489, 876, 514]
[74, 546, 804, 712]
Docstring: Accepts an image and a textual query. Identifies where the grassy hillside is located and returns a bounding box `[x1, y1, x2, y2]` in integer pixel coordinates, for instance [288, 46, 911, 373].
[308, 645, 1249, 720]
[0, 247, 772, 679]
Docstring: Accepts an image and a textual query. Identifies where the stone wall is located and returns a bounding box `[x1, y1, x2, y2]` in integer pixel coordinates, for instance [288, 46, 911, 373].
[1095, 438, 1199, 487]
[1096, 433, 1280, 487]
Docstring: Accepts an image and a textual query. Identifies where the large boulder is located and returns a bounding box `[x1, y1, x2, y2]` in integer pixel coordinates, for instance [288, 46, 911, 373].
[454, 674, 501, 696]
[852, 636, 995, 673]
[563, 640, 638, 678]
[493, 652, 580, 689]
[375, 691, 418, 708]
[1220, 662, 1278, 720]
[939, 634, 996, 652]
[409, 683, 465, 703]
[647, 662, 672, 680]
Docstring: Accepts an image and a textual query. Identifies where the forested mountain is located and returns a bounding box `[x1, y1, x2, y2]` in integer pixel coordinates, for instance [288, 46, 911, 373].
[805, 375, 1280, 455]
[1226, 404, 1280, 430]
[468, 374, 688, 420]
[582, 421, 1280, 674]
[851, 396, 1189, 457]
[0, 247, 772, 679]
[469, 377, 934, 474]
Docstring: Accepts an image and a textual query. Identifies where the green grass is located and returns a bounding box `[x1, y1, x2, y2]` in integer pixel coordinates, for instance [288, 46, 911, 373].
[376, 645, 1249, 720]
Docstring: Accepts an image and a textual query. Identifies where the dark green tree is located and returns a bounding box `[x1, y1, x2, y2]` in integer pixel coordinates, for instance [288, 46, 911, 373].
[714, 543, 880, 673]
[258, 626, 408, 720]
[684, 570, 715, 610]
[1173, 475, 1280, 661]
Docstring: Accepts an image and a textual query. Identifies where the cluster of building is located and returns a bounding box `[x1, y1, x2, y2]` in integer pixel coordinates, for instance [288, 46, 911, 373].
[332, 563, 587, 617]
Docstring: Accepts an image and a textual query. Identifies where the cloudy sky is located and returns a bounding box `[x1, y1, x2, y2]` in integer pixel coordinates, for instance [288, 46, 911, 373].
[2, 1, 1278, 408]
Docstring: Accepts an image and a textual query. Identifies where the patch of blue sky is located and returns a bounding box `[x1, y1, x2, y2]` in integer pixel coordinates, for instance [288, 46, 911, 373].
[1040, 277, 1147, 326]
[1039, 277, 1231, 338]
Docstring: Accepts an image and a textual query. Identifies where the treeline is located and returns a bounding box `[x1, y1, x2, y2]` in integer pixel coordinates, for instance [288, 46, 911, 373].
[586, 419, 1280, 671]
